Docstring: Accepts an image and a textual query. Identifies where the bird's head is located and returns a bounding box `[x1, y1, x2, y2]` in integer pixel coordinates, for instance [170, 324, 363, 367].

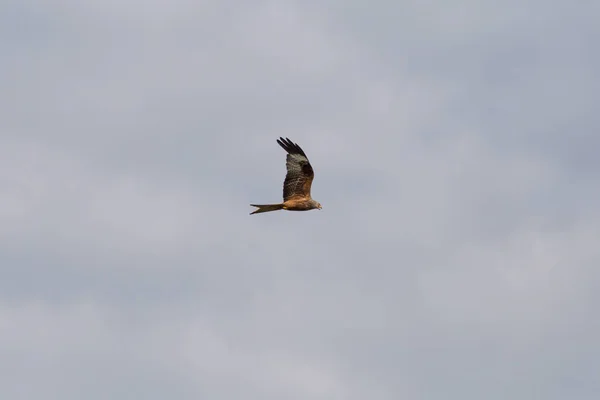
[310, 199, 322, 210]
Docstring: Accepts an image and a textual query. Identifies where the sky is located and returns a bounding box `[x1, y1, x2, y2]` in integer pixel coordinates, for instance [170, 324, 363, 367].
[1, 1, 599, 399]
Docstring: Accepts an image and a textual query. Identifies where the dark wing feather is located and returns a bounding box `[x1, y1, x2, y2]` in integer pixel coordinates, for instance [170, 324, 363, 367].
[276, 137, 315, 201]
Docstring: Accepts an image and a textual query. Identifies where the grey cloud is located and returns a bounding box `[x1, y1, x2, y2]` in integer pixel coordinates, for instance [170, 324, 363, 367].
[1, 1, 599, 399]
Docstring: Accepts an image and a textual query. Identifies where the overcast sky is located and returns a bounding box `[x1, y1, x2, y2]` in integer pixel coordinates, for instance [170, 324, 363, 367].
[1, 1, 599, 399]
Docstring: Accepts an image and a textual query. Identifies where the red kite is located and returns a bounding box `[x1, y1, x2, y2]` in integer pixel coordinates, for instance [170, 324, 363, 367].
[250, 137, 322, 215]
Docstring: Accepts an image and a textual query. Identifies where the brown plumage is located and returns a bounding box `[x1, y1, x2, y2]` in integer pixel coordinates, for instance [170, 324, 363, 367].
[250, 137, 322, 215]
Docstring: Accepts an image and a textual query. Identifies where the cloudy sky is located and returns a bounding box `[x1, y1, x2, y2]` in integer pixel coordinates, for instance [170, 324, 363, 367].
[1, 1, 599, 399]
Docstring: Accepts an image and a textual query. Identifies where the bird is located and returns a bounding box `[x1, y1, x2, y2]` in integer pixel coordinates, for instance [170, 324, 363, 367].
[250, 137, 322, 215]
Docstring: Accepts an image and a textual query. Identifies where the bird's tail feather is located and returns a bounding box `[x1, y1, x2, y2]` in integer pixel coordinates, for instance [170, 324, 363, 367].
[249, 203, 284, 215]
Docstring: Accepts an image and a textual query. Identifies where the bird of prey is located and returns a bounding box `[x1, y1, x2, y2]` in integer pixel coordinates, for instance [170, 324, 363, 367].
[250, 137, 322, 215]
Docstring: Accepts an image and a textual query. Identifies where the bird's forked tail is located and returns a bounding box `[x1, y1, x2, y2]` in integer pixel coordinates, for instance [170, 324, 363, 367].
[249, 203, 284, 215]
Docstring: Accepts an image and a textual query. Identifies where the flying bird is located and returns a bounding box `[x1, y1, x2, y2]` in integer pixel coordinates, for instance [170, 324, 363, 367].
[250, 137, 322, 215]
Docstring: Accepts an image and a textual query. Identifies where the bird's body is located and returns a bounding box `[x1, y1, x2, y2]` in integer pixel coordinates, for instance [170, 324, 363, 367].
[250, 137, 322, 215]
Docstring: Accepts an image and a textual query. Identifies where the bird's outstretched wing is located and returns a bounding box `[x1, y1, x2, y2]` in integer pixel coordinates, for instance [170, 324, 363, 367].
[276, 137, 315, 201]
